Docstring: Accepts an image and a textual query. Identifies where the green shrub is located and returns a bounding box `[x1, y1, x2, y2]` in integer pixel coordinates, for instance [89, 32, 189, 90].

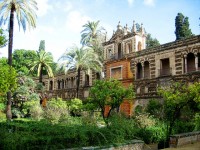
[194, 113, 200, 131]
[67, 98, 83, 116]
[146, 99, 163, 118]
[22, 100, 43, 120]
[136, 122, 167, 144]
[172, 120, 195, 134]
[0, 116, 141, 149]
[0, 102, 5, 111]
[135, 113, 156, 128]
[44, 98, 69, 124]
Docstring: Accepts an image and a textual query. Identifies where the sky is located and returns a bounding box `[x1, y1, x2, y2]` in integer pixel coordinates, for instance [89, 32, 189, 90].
[0, 0, 200, 61]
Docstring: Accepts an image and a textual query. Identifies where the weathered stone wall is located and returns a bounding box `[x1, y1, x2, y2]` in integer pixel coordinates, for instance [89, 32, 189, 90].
[169, 131, 200, 148]
[68, 140, 144, 150]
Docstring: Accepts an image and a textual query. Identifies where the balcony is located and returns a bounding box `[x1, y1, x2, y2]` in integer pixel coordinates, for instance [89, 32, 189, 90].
[158, 68, 172, 76]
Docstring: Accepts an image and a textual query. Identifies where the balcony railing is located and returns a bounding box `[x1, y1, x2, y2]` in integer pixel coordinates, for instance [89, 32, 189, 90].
[158, 68, 172, 76]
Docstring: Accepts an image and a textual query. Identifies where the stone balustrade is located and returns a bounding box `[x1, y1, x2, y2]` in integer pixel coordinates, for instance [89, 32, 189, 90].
[169, 131, 200, 148]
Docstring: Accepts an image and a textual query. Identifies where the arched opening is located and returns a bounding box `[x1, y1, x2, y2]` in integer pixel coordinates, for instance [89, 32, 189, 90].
[62, 79, 64, 89]
[138, 41, 142, 51]
[108, 49, 112, 59]
[187, 53, 195, 72]
[136, 63, 143, 79]
[144, 61, 150, 79]
[126, 43, 131, 53]
[85, 74, 89, 86]
[96, 72, 100, 80]
[57, 80, 60, 89]
[118, 43, 122, 59]
[49, 81, 53, 90]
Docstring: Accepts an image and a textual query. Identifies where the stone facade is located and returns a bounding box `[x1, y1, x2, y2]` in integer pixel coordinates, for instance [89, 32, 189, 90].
[40, 21, 200, 113]
[131, 35, 200, 105]
[40, 69, 102, 100]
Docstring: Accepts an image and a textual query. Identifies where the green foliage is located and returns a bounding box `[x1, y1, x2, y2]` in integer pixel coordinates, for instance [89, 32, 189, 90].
[0, 103, 5, 111]
[12, 49, 37, 75]
[35, 82, 45, 92]
[135, 113, 156, 128]
[0, 64, 17, 95]
[22, 100, 43, 120]
[175, 13, 193, 40]
[30, 50, 54, 83]
[0, 28, 7, 48]
[44, 98, 69, 124]
[0, 116, 140, 149]
[146, 99, 163, 118]
[0, 0, 37, 32]
[67, 98, 83, 116]
[58, 45, 102, 97]
[38, 40, 45, 51]
[158, 82, 200, 138]
[146, 33, 160, 48]
[194, 113, 200, 131]
[136, 124, 167, 144]
[81, 20, 105, 62]
[88, 79, 134, 119]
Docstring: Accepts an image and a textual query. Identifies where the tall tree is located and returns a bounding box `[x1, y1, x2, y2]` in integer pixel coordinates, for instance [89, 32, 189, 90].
[39, 40, 45, 52]
[12, 49, 37, 75]
[58, 45, 102, 98]
[0, 0, 37, 120]
[0, 28, 7, 48]
[81, 21, 105, 62]
[30, 50, 54, 83]
[175, 13, 193, 40]
[146, 33, 160, 48]
[88, 79, 133, 123]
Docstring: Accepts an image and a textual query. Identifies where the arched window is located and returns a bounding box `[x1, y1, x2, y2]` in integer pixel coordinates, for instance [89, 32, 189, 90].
[187, 53, 195, 72]
[85, 74, 89, 86]
[57, 80, 60, 89]
[126, 43, 131, 53]
[144, 61, 150, 79]
[62, 79, 64, 89]
[49, 81, 53, 90]
[136, 63, 142, 79]
[118, 43, 122, 59]
[96, 72, 100, 80]
[138, 41, 142, 51]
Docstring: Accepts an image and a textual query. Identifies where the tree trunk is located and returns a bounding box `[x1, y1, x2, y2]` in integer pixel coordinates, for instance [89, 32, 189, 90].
[6, 8, 15, 120]
[39, 65, 43, 83]
[76, 67, 81, 98]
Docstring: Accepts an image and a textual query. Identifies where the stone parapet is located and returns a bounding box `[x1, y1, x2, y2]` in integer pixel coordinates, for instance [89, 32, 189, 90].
[169, 131, 200, 148]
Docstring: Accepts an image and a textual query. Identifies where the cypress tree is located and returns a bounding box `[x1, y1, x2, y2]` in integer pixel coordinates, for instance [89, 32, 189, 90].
[175, 13, 193, 40]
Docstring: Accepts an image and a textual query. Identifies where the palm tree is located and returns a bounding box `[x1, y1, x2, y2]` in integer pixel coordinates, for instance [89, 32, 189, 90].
[0, 0, 37, 120]
[58, 45, 102, 98]
[81, 20, 106, 62]
[81, 20, 105, 46]
[30, 50, 54, 83]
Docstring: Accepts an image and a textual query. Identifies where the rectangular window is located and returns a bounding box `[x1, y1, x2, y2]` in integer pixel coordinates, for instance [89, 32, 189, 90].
[110, 66, 122, 79]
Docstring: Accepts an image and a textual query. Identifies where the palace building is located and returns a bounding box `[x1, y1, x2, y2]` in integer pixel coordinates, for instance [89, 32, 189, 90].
[39, 21, 200, 115]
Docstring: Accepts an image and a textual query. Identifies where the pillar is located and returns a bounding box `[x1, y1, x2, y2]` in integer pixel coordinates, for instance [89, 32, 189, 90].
[142, 62, 144, 79]
[184, 55, 187, 73]
[195, 54, 198, 71]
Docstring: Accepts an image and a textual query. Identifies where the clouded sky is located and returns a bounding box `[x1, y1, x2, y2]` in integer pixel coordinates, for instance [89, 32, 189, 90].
[1, 0, 200, 61]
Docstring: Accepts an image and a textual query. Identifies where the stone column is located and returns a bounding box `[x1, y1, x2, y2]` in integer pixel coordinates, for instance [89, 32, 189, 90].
[135, 64, 137, 80]
[195, 54, 198, 71]
[141, 62, 144, 79]
[184, 55, 187, 73]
